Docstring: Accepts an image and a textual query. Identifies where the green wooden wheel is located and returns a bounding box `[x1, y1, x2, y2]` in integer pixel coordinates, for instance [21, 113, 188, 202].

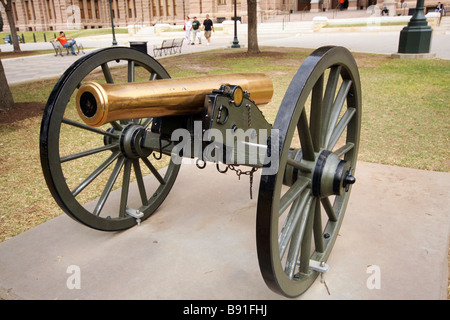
[40, 47, 180, 231]
[257, 46, 362, 297]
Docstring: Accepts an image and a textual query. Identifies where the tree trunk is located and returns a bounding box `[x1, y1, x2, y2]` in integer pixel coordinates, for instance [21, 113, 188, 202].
[1, 0, 21, 53]
[0, 59, 15, 111]
[247, 0, 260, 54]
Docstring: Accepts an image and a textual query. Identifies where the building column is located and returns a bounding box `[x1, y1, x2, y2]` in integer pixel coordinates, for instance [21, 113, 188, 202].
[383, 0, 397, 16]
[310, 0, 321, 12]
[348, 0, 358, 10]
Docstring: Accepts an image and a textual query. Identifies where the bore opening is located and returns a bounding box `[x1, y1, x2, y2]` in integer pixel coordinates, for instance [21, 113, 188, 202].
[79, 92, 98, 118]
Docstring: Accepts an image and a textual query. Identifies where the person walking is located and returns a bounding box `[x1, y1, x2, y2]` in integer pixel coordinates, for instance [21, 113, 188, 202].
[184, 16, 192, 44]
[190, 16, 201, 45]
[203, 14, 214, 46]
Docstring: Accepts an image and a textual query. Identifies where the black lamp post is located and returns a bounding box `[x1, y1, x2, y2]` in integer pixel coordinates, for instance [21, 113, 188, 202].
[108, 0, 118, 46]
[398, 0, 432, 53]
[231, 0, 240, 48]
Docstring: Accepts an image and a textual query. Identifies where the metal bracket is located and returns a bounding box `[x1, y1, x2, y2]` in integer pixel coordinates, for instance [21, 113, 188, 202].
[309, 260, 329, 283]
[126, 207, 144, 226]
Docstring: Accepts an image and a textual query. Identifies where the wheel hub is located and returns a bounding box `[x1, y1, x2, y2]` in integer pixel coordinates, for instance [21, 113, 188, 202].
[119, 124, 152, 159]
[311, 150, 356, 197]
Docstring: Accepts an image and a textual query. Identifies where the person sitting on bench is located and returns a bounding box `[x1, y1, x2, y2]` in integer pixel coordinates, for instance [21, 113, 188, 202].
[54, 31, 77, 55]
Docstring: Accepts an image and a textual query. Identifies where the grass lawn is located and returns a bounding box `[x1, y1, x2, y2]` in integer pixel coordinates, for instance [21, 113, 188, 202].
[0, 46, 449, 243]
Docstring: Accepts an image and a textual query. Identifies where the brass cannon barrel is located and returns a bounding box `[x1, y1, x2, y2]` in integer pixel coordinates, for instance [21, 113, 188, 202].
[76, 73, 273, 127]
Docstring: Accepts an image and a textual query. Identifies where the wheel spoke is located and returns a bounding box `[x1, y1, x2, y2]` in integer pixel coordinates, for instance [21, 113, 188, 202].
[133, 159, 149, 206]
[141, 118, 153, 129]
[62, 117, 119, 139]
[321, 65, 341, 147]
[279, 177, 309, 216]
[279, 189, 312, 260]
[324, 80, 352, 148]
[101, 63, 114, 83]
[128, 60, 135, 82]
[119, 160, 132, 218]
[72, 152, 120, 197]
[321, 197, 337, 222]
[297, 109, 315, 161]
[310, 74, 324, 152]
[284, 195, 314, 278]
[150, 71, 158, 80]
[60, 143, 118, 163]
[286, 157, 312, 173]
[110, 121, 123, 131]
[313, 199, 324, 253]
[333, 142, 355, 158]
[326, 107, 356, 150]
[142, 157, 166, 185]
[93, 156, 125, 216]
[298, 197, 316, 275]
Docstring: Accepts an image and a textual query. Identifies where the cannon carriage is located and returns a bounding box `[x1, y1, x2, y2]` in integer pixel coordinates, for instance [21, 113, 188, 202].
[40, 46, 361, 297]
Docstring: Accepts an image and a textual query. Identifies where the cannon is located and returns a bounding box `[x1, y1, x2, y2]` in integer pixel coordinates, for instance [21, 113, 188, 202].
[40, 46, 361, 298]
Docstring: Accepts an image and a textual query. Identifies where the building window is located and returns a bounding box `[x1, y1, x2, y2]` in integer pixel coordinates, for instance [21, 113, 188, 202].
[25, 0, 32, 20]
[115, 0, 120, 19]
[94, 0, 99, 19]
[13, 1, 18, 21]
[46, 0, 53, 19]
[152, 0, 157, 16]
[87, 0, 92, 19]
[79, 0, 85, 19]
[166, 0, 171, 16]
[128, 0, 136, 18]
[30, 0, 36, 20]
[218, 0, 226, 4]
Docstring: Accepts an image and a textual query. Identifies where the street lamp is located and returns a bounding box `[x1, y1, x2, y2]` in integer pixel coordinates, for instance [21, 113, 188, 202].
[397, 0, 432, 53]
[108, 0, 118, 46]
[231, 0, 240, 48]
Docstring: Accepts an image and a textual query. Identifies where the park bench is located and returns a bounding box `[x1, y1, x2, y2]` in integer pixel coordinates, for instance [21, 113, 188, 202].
[3, 34, 22, 44]
[50, 41, 85, 56]
[153, 38, 184, 57]
[171, 38, 184, 54]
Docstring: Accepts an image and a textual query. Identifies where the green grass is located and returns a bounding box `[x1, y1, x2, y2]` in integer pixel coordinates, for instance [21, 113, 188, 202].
[0, 28, 128, 44]
[0, 47, 449, 243]
[359, 57, 449, 171]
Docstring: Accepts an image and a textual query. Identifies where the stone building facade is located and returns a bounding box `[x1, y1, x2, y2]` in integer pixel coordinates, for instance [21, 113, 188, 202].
[0, 0, 446, 32]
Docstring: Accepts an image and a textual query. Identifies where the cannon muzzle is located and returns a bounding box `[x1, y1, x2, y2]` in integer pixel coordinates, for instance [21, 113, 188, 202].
[76, 73, 273, 127]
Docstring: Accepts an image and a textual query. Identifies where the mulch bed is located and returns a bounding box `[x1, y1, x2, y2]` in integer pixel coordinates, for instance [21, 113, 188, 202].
[0, 102, 46, 125]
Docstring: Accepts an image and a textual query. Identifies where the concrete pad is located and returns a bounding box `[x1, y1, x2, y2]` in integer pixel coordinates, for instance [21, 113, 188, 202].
[391, 52, 437, 59]
[0, 161, 448, 300]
